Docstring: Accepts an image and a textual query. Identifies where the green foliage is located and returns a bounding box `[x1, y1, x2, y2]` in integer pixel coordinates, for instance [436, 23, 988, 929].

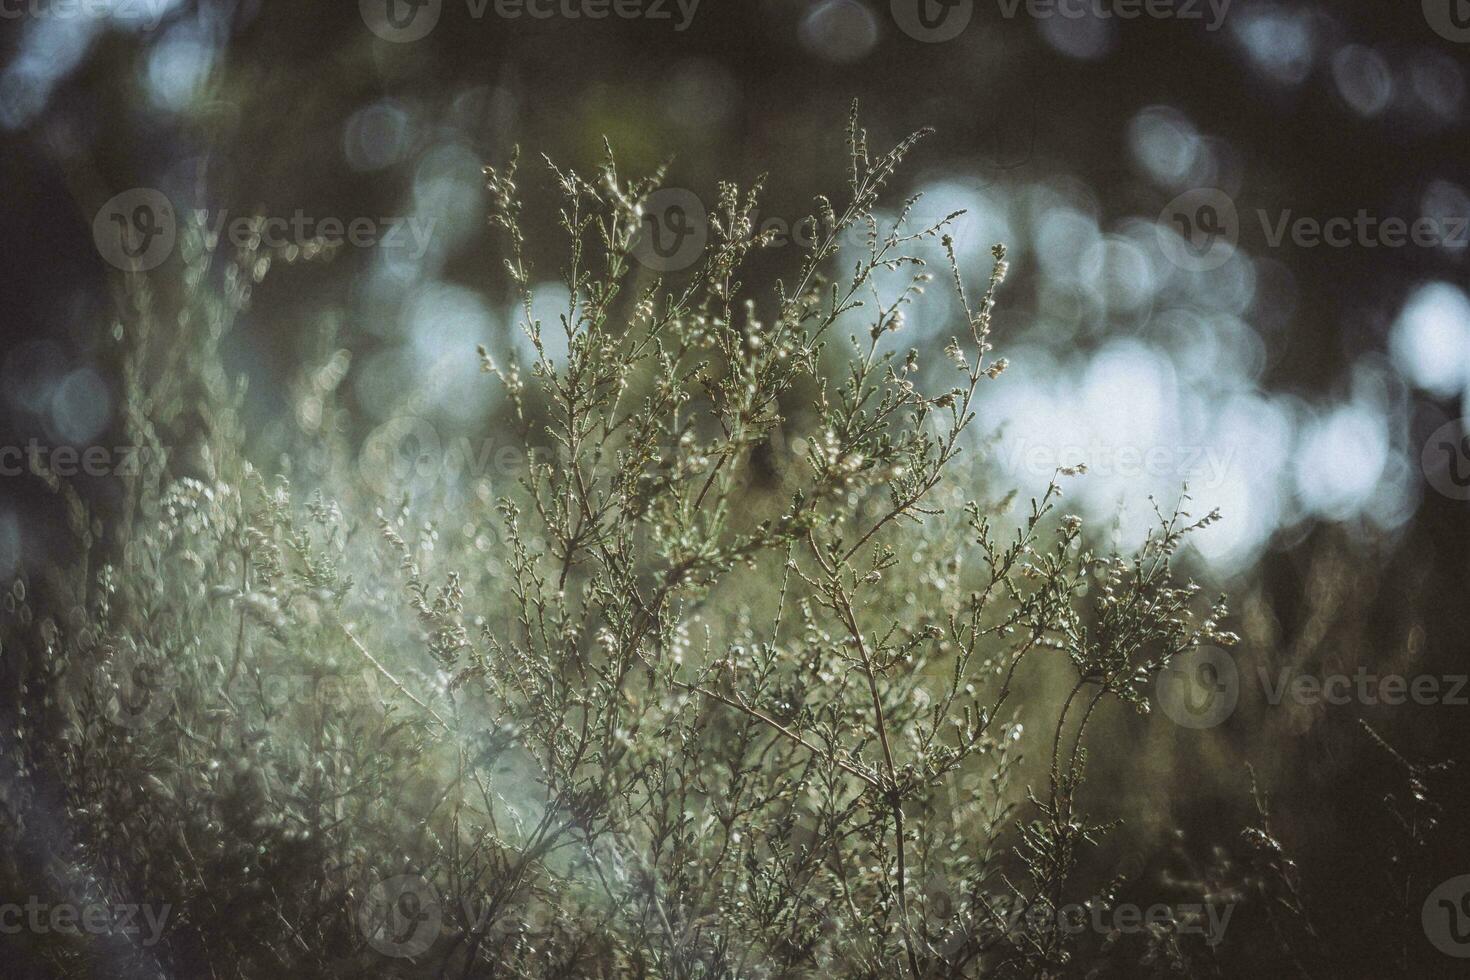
[1, 109, 1251, 979]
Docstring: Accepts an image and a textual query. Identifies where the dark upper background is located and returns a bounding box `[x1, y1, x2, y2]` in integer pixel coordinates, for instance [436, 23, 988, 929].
[4, 0, 1469, 574]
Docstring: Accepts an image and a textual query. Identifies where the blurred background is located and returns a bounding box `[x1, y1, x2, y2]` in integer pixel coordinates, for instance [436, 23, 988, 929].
[2, 0, 1469, 966]
[5, 1, 1469, 567]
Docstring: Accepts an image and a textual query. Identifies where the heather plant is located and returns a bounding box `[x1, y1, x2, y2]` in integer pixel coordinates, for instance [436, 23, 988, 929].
[0, 108, 1266, 979]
